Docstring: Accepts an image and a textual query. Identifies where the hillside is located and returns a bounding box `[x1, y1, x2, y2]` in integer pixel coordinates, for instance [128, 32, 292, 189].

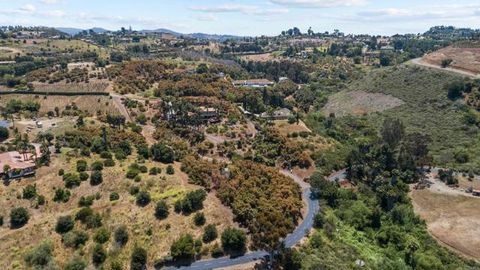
[342, 64, 479, 169]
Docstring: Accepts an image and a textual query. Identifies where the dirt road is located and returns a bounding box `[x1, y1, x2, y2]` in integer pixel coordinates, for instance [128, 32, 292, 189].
[410, 58, 480, 79]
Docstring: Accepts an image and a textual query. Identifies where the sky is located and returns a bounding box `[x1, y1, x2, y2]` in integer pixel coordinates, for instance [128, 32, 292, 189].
[0, 0, 479, 36]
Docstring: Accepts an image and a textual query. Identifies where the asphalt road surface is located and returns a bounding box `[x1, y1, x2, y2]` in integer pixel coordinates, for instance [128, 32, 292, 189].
[166, 169, 322, 270]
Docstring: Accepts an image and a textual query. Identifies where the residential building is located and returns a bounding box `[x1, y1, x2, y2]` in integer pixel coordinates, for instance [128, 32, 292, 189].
[232, 79, 274, 88]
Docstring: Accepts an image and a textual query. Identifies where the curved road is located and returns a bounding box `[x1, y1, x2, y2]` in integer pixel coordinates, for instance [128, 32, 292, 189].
[410, 58, 480, 79]
[167, 170, 322, 270]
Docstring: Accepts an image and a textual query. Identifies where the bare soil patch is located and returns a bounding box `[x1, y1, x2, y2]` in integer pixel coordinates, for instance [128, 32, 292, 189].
[411, 189, 480, 260]
[239, 53, 275, 62]
[423, 46, 480, 75]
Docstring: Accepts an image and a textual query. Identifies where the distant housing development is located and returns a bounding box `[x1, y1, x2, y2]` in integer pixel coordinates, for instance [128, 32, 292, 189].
[232, 79, 274, 88]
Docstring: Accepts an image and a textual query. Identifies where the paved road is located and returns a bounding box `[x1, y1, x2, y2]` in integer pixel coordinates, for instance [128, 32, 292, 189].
[410, 58, 480, 79]
[166, 170, 320, 270]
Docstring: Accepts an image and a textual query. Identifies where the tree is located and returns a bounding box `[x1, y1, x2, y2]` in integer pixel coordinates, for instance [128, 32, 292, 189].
[0, 126, 9, 141]
[135, 190, 151, 207]
[22, 184, 37, 199]
[24, 241, 54, 268]
[114, 225, 129, 246]
[64, 257, 86, 270]
[202, 224, 218, 243]
[196, 63, 209, 74]
[10, 207, 29, 228]
[221, 227, 246, 254]
[150, 143, 174, 163]
[381, 118, 405, 148]
[94, 227, 110, 244]
[90, 170, 103, 186]
[193, 212, 206, 226]
[155, 200, 169, 220]
[446, 80, 465, 100]
[441, 58, 453, 68]
[130, 246, 147, 270]
[170, 234, 195, 261]
[55, 215, 74, 234]
[92, 244, 107, 266]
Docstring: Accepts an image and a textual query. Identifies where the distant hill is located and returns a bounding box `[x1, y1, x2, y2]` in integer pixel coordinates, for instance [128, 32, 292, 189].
[140, 28, 242, 41]
[56, 27, 110, 36]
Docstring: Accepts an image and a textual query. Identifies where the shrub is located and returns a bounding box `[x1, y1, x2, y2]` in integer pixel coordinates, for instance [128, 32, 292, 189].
[92, 244, 107, 265]
[10, 207, 29, 228]
[24, 241, 54, 268]
[139, 165, 148, 173]
[136, 190, 151, 207]
[137, 143, 150, 159]
[166, 165, 175, 175]
[91, 161, 104, 171]
[151, 143, 174, 163]
[211, 243, 224, 258]
[202, 224, 218, 243]
[64, 256, 86, 270]
[81, 148, 90, 157]
[76, 160, 87, 172]
[53, 188, 71, 203]
[78, 195, 94, 207]
[55, 215, 74, 234]
[155, 200, 169, 220]
[126, 169, 139, 179]
[130, 246, 147, 270]
[193, 212, 206, 226]
[149, 167, 161, 175]
[110, 192, 120, 201]
[114, 225, 129, 246]
[22, 184, 37, 199]
[58, 169, 64, 176]
[79, 172, 89, 181]
[129, 186, 140, 195]
[90, 171, 103, 186]
[104, 159, 115, 167]
[221, 227, 246, 254]
[63, 173, 81, 188]
[313, 213, 324, 228]
[37, 195, 46, 205]
[170, 234, 195, 261]
[100, 151, 112, 159]
[86, 213, 103, 229]
[75, 207, 94, 223]
[62, 230, 89, 248]
[94, 227, 110, 244]
[175, 189, 207, 214]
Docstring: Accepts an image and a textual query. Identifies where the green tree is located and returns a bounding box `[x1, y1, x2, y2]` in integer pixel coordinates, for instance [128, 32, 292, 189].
[10, 207, 29, 228]
[221, 227, 246, 254]
[0, 126, 9, 141]
[150, 143, 174, 163]
[130, 246, 147, 270]
[114, 225, 129, 246]
[135, 190, 151, 207]
[55, 215, 74, 234]
[90, 170, 103, 186]
[24, 241, 55, 268]
[64, 256, 86, 270]
[155, 200, 169, 220]
[94, 227, 110, 244]
[193, 212, 206, 226]
[170, 234, 195, 261]
[92, 244, 107, 266]
[202, 224, 218, 243]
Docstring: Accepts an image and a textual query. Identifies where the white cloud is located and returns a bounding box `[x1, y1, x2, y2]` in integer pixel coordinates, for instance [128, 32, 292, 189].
[190, 4, 289, 16]
[40, 0, 60, 4]
[194, 14, 218, 22]
[270, 0, 367, 8]
[20, 4, 36, 13]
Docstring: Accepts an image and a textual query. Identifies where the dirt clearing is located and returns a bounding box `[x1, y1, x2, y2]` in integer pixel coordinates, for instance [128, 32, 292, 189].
[322, 90, 404, 117]
[411, 189, 480, 260]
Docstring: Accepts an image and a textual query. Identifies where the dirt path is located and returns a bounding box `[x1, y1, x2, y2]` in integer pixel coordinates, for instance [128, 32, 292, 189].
[410, 58, 480, 79]
[110, 93, 132, 122]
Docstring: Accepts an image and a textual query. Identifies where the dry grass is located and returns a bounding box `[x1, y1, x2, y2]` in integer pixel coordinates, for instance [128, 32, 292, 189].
[0, 151, 236, 269]
[322, 90, 404, 117]
[274, 120, 312, 137]
[423, 46, 480, 75]
[0, 95, 118, 116]
[411, 189, 480, 260]
[239, 53, 275, 62]
[32, 81, 109, 93]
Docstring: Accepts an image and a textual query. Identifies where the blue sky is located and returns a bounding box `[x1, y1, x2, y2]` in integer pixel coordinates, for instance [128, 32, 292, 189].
[0, 0, 479, 36]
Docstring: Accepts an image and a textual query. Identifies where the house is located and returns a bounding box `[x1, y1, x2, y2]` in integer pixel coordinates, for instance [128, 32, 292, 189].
[260, 108, 292, 120]
[232, 79, 274, 88]
[0, 144, 41, 179]
[198, 106, 218, 119]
